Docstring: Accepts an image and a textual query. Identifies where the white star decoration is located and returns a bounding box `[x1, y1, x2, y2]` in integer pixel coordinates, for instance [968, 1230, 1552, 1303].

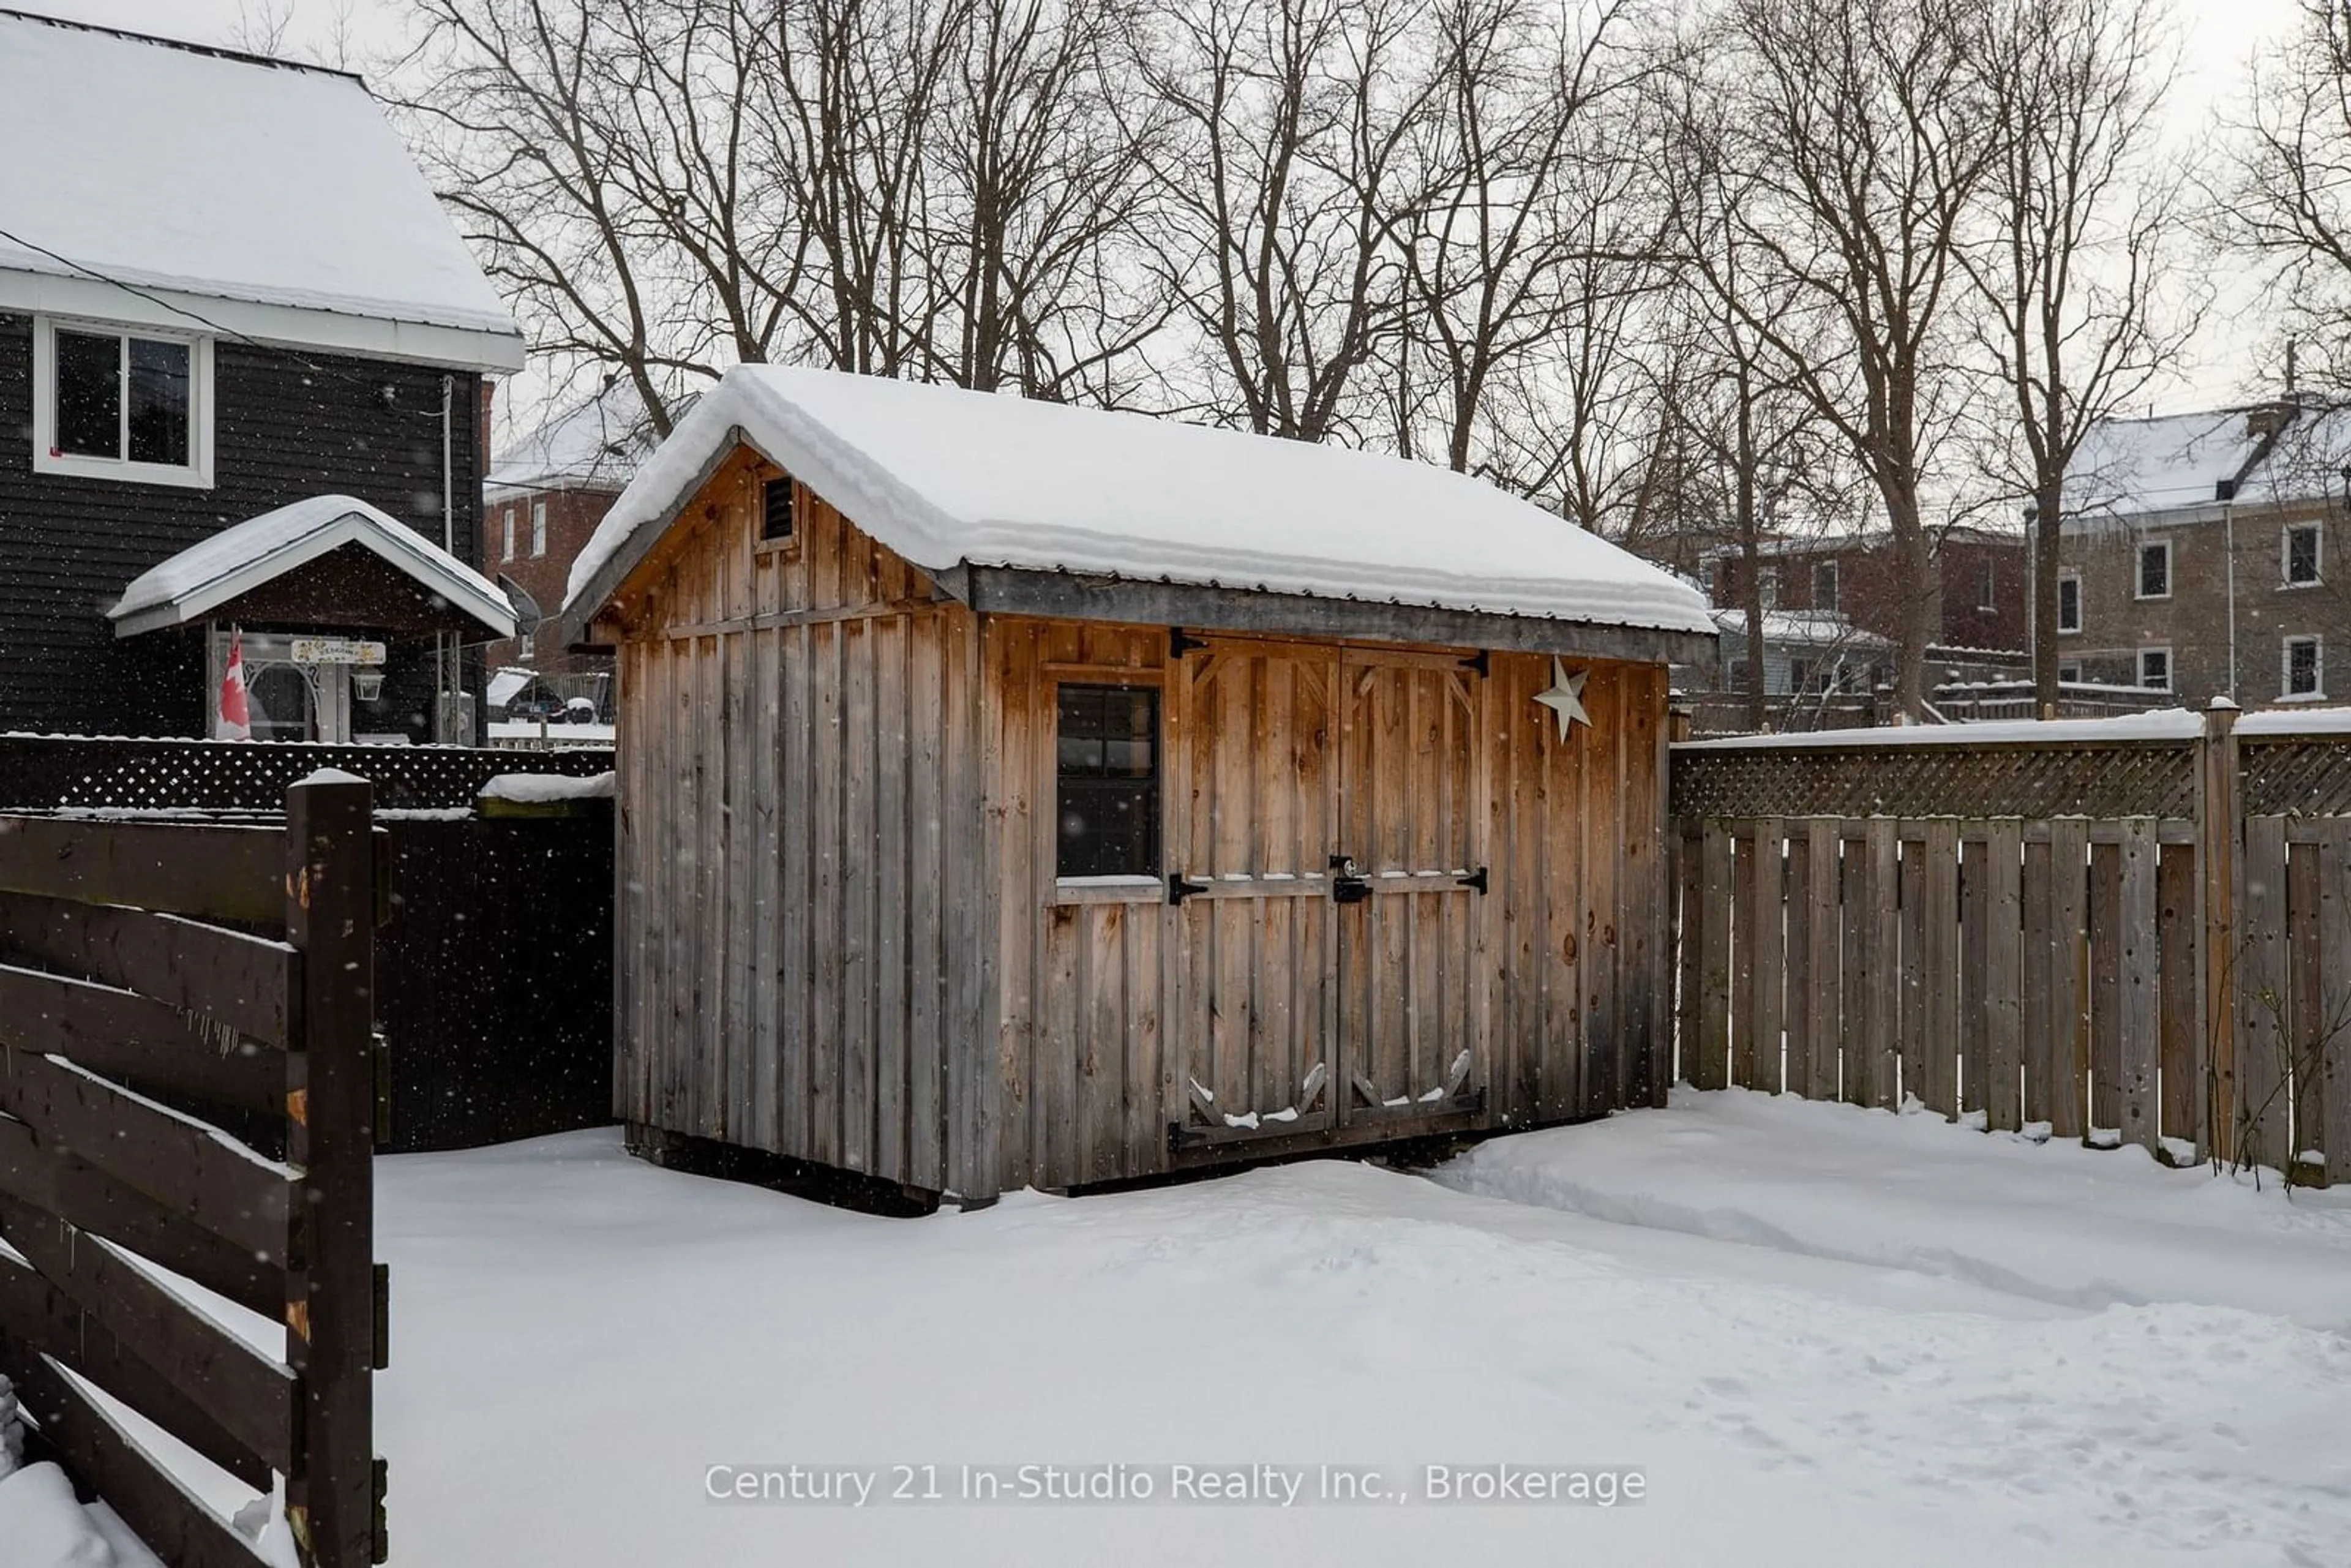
[1533, 658, 1591, 740]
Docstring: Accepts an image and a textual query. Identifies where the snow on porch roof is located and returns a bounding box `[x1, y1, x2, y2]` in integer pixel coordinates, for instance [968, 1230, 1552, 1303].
[564, 366, 1714, 637]
[110, 495, 518, 639]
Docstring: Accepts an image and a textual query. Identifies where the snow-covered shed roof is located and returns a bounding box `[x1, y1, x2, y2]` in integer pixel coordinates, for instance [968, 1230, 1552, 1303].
[0, 11, 522, 372]
[564, 367, 1714, 652]
[490, 382, 670, 496]
[110, 494, 517, 639]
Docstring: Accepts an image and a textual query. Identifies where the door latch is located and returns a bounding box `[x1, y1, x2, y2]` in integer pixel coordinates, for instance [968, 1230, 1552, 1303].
[1330, 854, 1371, 904]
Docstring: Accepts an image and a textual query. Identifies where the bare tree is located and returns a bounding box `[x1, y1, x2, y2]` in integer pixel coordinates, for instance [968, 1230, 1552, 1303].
[398, 0, 1161, 424]
[1389, 0, 1659, 484]
[2224, 0, 2351, 393]
[1129, 0, 1441, 440]
[1678, 0, 1996, 716]
[1970, 0, 2196, 716]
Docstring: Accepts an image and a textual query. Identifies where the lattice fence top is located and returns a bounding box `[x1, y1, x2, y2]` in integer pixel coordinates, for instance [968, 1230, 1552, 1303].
[0, 734, 615, 812]
[1671, 740, 2198, 822]
[2241, 738, 2351, 817]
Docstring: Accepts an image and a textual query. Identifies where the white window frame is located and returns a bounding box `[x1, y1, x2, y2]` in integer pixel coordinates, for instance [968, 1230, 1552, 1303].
[31, 315, 214, 488]
[2283, 634, 2325, 700]
[1978, 558, 1998, 612]
[2138, 645, 2172, 691]
[2057, 571, 2083, 635]
[501, 508, 516, 562]
[2135, 539, 2172, 601]
[2058, 661, 2082, 684]
[1758, 566, 1779, 611]
[2283, 522, 2323, 588]
[531, 500, 549, 558]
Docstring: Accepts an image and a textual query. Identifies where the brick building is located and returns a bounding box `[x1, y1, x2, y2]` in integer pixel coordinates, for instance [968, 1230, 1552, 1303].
[1708, 526, 2030, 660]
[2059, 401, 2351, 707]
[482, 383, 659, 712]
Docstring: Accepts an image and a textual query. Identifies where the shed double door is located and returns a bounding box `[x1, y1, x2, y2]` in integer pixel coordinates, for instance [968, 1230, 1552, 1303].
[1171, 642, 1484, 1146]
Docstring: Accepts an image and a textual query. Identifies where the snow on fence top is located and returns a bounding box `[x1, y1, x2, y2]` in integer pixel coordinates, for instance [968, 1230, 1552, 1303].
[0, 12, 521, 366]
[1675, 708, 2208, 751]
[564, 366, 1714, 636]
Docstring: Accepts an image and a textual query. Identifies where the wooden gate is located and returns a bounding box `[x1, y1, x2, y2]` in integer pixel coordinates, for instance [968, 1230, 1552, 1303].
[1169, 641, 1486, 1143]
[1334, 650, 1484, 1123]
[0, 776, 385, 1566]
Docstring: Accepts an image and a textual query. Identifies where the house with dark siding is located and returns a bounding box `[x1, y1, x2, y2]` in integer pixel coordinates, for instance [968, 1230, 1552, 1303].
[0, 11, 523, 741]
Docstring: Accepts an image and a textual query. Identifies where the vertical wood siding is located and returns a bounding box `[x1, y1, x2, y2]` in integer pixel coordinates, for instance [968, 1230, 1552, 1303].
[612, 452, 978, 1193]
[991, 635, 1670, 1193]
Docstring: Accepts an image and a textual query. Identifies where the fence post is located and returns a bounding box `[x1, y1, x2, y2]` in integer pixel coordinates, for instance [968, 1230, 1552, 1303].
[2197, 698, 2241, 1165]
[285, 772, 381, 1567]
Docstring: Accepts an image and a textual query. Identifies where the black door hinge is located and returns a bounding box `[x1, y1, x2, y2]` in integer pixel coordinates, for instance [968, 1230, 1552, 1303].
[1460, 650, 1490, 677]
[1457, 866, 1489, 895]
[1168, 872, 1212, 904]
[1171, 628, 1209, 658]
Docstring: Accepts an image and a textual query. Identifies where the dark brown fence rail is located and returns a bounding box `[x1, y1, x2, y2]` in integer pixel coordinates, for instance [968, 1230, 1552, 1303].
[1672, 708, 2351, 1185]
[0, 775, 384, 1566]
[0, 731, 610, 812]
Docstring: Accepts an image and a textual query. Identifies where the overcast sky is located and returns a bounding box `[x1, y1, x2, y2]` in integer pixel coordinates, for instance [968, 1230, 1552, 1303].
[7, 0, 2316, 427]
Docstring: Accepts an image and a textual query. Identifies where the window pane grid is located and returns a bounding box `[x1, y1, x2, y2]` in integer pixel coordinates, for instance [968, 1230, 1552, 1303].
[1056, 685, 1160, 879]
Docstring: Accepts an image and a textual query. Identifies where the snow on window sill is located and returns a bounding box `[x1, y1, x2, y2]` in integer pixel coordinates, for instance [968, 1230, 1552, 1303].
[1052, 874, 1164, 906]
[2276, 689, 2331, 703]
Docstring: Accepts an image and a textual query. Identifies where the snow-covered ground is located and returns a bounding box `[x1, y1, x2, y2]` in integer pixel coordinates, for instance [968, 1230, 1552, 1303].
[353, 1091, 2351, 1567]
[11, 1089, 2348, 1566]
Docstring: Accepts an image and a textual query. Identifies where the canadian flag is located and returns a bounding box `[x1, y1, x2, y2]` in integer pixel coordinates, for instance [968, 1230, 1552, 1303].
[216, 628, 252, 741]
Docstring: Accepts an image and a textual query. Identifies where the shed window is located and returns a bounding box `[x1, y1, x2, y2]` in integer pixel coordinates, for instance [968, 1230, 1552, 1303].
[1056, 685, 1160, 879]
[763, 476, 797, 541]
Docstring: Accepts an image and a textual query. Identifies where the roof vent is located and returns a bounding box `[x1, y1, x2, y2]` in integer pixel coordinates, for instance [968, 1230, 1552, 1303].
[2246, 403, 2289, 440]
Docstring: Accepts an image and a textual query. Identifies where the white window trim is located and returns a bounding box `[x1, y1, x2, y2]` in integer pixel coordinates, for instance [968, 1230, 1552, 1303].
[2282, 634, 2325, 700]
[2138, 645, 2172, 691]
[2058, 661, 2082, 684]
[2057, 571, 2083, 635]
[30, 315, 214, 489]
[501, 508, 516, 563]
[2134, 539, 2172, 601]
[531, 500, 549, 558]
[2282, 522, 2323, 589]
[1978, 560, 1998, 612]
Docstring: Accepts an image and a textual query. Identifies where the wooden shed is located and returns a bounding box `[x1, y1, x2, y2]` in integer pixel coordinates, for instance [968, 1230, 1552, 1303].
[561, 367, 1715, 1204]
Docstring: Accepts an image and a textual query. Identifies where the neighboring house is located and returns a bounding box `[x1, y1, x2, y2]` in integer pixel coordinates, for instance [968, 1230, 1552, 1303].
[2060, 400, 2351, 708]
[1711, 608, 1892, 697]
[0, 12, 524, 741]
[482, 380, 662, 710]
[562, 364, 1715, 1203]
[1708, 526, 2029, 661]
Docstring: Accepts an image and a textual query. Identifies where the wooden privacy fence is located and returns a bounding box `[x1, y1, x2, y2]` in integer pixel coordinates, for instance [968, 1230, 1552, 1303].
[1672, 707, 2351, 1185]
[0, 775, 384, 1566]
